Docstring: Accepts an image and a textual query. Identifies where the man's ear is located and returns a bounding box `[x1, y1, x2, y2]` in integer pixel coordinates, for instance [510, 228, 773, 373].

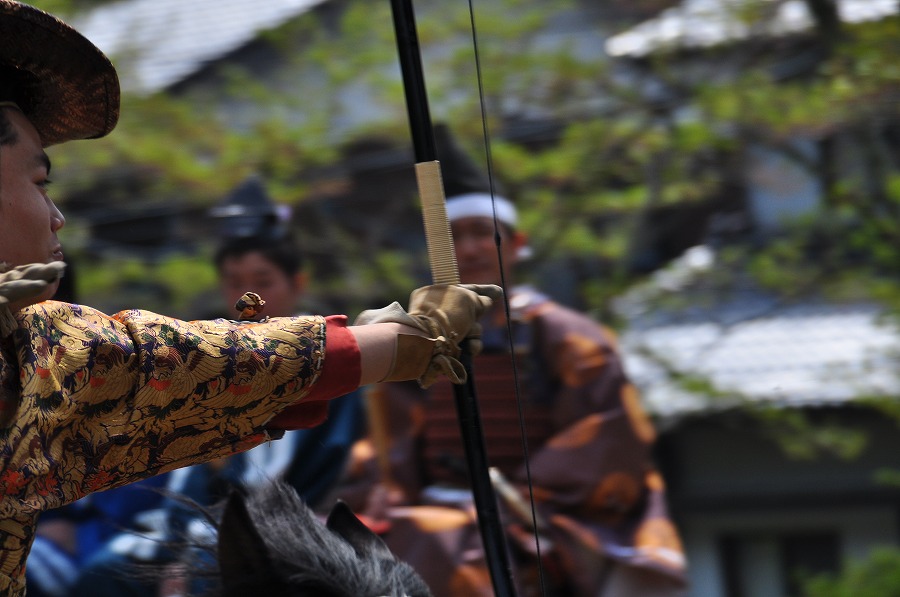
[512, 230, 529, 253]
[507, 228, 534, 262]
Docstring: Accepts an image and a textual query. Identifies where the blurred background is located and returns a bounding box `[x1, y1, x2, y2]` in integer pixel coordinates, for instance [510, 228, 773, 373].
[31, 0, 900, 595]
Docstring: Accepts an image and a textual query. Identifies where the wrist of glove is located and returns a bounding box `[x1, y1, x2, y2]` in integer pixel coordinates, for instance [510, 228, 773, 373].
[0, 262, 67, 339]
[354, 284, 502, 388]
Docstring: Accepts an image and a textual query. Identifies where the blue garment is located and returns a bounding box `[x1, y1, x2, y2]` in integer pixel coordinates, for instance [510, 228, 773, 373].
[26, 475, 170, 597]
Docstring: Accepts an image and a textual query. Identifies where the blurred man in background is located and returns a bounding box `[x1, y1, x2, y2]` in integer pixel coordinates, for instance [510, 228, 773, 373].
[336, 126, 688, 596]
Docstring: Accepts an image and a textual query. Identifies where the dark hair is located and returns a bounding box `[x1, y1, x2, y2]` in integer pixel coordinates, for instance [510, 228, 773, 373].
[0, 108, 14, 146]
[213, 234, 304, 278]
[0, 65, 40, 146]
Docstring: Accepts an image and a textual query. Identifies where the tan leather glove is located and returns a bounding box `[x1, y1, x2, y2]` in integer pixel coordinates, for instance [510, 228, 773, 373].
[354, 284, 502, 387]
[0, 261, 67, 338]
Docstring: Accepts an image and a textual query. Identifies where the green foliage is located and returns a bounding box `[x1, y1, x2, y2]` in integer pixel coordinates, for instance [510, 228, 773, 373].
[802, 547, 900, 597]
[30, 0, 115, 16]
[74, 250, 218, 318]
[873, 468, 900, 489]
[37, 0, 900, 327]
[753, 406, 868, 461]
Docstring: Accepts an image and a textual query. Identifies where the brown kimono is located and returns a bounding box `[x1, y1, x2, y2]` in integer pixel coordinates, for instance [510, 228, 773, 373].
[338, 286, 688, 597]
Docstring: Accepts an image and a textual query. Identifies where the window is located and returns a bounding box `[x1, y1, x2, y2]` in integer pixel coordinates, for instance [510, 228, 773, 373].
[719, 531, 840, 597]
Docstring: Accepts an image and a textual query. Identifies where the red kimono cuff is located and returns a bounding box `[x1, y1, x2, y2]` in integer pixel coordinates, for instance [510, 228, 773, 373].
[267, 315, 361, 430]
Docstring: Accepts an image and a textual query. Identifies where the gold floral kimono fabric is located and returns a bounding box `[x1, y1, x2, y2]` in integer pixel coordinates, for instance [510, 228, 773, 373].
[0, 301, 328, 595]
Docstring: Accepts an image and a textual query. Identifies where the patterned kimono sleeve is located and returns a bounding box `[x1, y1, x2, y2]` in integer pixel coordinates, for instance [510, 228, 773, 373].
[0, 301, 341, 592]
[0, 301, 329, 514]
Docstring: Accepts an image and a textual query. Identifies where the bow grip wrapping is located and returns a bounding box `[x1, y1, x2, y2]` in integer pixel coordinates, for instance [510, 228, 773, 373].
[416, 161, 460, 286]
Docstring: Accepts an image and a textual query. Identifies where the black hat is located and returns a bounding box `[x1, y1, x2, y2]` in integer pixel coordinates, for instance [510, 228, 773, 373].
[434, 124, 519, 230]
[0, 1, 119, 146]
[209, 175, 287, 240]
[434, 123, 507, 199]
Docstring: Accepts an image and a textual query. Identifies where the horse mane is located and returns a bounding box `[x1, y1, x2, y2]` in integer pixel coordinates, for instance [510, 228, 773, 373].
[213, 480, 433, 597]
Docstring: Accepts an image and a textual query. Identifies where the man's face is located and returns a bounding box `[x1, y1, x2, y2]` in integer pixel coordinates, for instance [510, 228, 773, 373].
[0, 108, 65, 300]
[218, 250, 305, 318]
[451, 216, 525, 286]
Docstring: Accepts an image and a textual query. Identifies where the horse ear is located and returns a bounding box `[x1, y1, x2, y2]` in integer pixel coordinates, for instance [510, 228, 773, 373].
[326, 500, 396, 560]
[218, 489, 278, 588]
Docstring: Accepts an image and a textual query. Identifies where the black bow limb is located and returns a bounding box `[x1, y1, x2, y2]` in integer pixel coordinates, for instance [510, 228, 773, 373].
[387, 1, 518, 595]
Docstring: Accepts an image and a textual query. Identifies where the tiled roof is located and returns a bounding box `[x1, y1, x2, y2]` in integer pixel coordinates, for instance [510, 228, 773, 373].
[616, 249, 900, 418]
[605, 0, 897, 57]
[73, 0, 328, 94]
[622, 302, 900, 418]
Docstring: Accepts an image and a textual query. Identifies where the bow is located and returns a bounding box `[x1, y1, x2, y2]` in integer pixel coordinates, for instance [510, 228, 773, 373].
[387, 1, 517, 594]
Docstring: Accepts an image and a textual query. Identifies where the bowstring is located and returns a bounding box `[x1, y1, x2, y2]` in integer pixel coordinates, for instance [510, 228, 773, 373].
[465, 2, 547, 594]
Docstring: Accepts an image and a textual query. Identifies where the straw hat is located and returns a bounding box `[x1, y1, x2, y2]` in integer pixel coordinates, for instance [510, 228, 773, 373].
[0, 0, 119, 146]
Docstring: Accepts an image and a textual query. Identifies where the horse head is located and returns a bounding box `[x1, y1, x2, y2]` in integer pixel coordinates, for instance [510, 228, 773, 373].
[216, 480, 432, 597]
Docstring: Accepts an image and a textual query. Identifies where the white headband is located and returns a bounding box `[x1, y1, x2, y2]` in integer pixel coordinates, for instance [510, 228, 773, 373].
[446, 193, 517, 229]
[446, 192, 533, 259]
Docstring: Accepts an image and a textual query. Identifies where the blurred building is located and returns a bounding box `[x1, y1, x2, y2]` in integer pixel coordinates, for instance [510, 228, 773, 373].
[606, 2, 900, 595]
[613, 245, 900, 596]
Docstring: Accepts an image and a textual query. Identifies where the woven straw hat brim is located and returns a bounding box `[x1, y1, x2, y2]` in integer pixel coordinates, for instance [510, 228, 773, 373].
[0, 0, 119, 147]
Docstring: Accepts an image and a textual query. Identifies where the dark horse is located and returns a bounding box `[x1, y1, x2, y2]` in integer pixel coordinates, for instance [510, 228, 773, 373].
[210, 480, 433, 597]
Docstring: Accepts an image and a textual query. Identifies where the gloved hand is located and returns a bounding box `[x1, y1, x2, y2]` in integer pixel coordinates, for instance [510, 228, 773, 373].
[354, 283, 502, 387]
[0, 261, 67, 338]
